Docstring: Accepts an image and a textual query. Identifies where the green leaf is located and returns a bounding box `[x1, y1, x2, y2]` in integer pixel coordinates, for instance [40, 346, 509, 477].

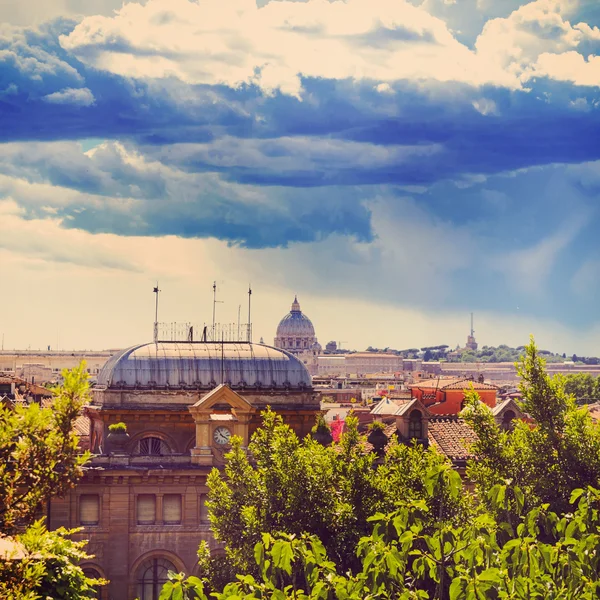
[449, 577, 467, 600]
[271, 540, 293, 575]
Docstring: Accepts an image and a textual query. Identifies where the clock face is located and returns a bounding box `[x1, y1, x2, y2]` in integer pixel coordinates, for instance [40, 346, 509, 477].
[213, 426, 231, 445]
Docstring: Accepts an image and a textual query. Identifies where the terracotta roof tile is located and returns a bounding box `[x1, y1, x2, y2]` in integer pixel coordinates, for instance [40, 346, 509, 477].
[442, 379, 497, 391]
[409, 378, 497, 391]
[427, 416, 478, 460]
[73, 414, 91, 437]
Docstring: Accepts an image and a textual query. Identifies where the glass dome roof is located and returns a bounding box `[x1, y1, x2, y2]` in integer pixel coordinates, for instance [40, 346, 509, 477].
[95, 341, 312, 390]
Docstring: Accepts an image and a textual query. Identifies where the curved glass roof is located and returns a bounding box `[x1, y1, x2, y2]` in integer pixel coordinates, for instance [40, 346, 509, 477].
[96, 342, 312, 390]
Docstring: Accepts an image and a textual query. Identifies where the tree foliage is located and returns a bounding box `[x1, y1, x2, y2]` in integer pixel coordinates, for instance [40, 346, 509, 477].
[0, 363, 103, 599]
[160, 339, 600, 599]
[563, 373, 600, 405]
[204, 410, 472, 586]
[462, 337, 600, 516]
[0, 520, 106, 600]
[0, 362, 91, 533]
[161, 477, 600, 599]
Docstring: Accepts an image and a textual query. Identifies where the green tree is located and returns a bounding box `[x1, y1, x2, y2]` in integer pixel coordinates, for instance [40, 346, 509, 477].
[161, 472, 600, 599]
[204, 410, 473, 589]
[0, 363, 91, 532]
[462, 337, 600, 516]
[0, 520, 107, 600]
[564, 373, 600, 405]
[0, 363, 104, 599]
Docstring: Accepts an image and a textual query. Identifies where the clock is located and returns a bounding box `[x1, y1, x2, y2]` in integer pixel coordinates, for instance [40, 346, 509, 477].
[213, 426, 231, 445]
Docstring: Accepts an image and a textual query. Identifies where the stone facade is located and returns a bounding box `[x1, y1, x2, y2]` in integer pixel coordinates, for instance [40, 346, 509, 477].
[49, 342, 319, 600]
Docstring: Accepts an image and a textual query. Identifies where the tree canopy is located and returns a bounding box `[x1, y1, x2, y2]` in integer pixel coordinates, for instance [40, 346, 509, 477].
[0, 363, 103, 599]
[462, 337, 600, 516]
[204, 411, 472, 587]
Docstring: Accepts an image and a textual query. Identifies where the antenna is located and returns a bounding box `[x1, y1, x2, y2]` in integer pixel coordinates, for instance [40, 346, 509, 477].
[247, 285, 252, 343]
[212, 281, 224, 338]
[153, 283, 160, 343]
[470, 312, 474, 337]
[237, 305, 241, 340]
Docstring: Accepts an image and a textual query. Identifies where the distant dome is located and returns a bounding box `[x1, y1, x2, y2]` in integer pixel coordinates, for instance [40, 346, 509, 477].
[96, 341, 311, 390]
[274, 297, 318, 355]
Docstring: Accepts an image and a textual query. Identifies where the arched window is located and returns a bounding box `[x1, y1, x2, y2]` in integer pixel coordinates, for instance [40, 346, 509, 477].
[137, 437, 170, 456]
[136, 557, 176, 600]
[502, 410, 516, 432]
[408, 410, 423, 439]
[82, 567, 102, 599]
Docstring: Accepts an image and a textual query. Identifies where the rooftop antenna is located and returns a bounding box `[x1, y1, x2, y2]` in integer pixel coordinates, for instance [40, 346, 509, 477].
[237, 304, 241, 340]
[470, 312, 475, 338]
[212, 281, 224, 339]
[153, 283, 160, 343]
[247, 285, 252, 343]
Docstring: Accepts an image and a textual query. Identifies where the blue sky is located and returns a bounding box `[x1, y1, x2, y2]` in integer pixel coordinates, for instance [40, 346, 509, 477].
[0, 0, 599, 354]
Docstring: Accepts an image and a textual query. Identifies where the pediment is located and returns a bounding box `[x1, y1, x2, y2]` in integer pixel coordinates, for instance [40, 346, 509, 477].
[190, 384, 254, 414]
[394, 397, 431, 419]
[491, 398, 524, 420]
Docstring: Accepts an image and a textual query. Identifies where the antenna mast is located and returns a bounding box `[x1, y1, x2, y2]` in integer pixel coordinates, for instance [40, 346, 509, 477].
[247, 285, 252, 343]
[470, 312, 474, 337]
[212, 281, 225, 339]
[153, 283, 160, 343]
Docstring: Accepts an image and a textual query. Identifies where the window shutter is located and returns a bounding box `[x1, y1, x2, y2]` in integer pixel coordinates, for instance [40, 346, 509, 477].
[79, 495, 99, 525]
[163, 494, 182, 524]
[137, 494, 156, 524]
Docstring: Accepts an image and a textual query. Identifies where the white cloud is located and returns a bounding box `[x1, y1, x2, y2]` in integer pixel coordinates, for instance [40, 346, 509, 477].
[472, 97, 498, 115]
[531, 51, 600, 85]
[42, 86, 95, 106]
[60, 0, 519, 96]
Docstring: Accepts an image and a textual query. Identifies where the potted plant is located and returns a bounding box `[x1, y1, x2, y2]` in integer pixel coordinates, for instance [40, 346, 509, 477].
[106, 422, 130, 455]
[367, 420, 388, 456]
[311, 413, 333, 447]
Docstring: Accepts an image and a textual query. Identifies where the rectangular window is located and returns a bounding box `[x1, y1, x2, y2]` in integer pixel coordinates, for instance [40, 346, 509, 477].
[199, 494, 209, 523]
[79, 494, 99, 526]
[137, 494, 156, 525]
[163, 495, 182, 525]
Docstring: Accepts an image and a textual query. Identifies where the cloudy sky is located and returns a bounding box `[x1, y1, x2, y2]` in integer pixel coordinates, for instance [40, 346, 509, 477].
[1, 0, 599, 354]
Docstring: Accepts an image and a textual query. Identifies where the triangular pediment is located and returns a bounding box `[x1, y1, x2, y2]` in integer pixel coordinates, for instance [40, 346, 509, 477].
[190, 384, 254, 413]
[394, 397, 431, 418]
[491, 397, 524, 420]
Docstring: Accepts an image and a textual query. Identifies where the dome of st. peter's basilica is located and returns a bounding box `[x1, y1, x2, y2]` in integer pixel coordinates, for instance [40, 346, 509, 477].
[274, 297, 321, 356]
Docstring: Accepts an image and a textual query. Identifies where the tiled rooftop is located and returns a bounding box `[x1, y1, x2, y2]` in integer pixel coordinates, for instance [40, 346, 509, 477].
[427, 416, 478, 460]
[379, 415, 478, 462]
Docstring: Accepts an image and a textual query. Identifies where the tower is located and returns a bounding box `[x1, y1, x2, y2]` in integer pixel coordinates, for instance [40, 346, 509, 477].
[466, 312, 478, 351]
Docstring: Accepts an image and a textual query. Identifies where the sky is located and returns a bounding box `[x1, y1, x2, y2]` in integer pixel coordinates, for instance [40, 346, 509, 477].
[0, 0, 599, 355]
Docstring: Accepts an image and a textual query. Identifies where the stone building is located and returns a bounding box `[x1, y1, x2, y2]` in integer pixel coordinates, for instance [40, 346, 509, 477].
[273, 297, 321, 375]
[49, 340, 319, 600]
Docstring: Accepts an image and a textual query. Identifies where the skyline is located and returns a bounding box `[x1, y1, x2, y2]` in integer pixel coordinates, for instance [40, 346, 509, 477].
[0, 281, 596, 356]
[1, 0, 600, 355]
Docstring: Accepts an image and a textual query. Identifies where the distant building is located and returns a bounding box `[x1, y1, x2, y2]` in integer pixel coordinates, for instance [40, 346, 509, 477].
[317, 355, 346, 375]
[0, 350, 113, 384]
[409, 378, 497, 414]
[273, 297, 321, 375]
[344, 353, 402, 374]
